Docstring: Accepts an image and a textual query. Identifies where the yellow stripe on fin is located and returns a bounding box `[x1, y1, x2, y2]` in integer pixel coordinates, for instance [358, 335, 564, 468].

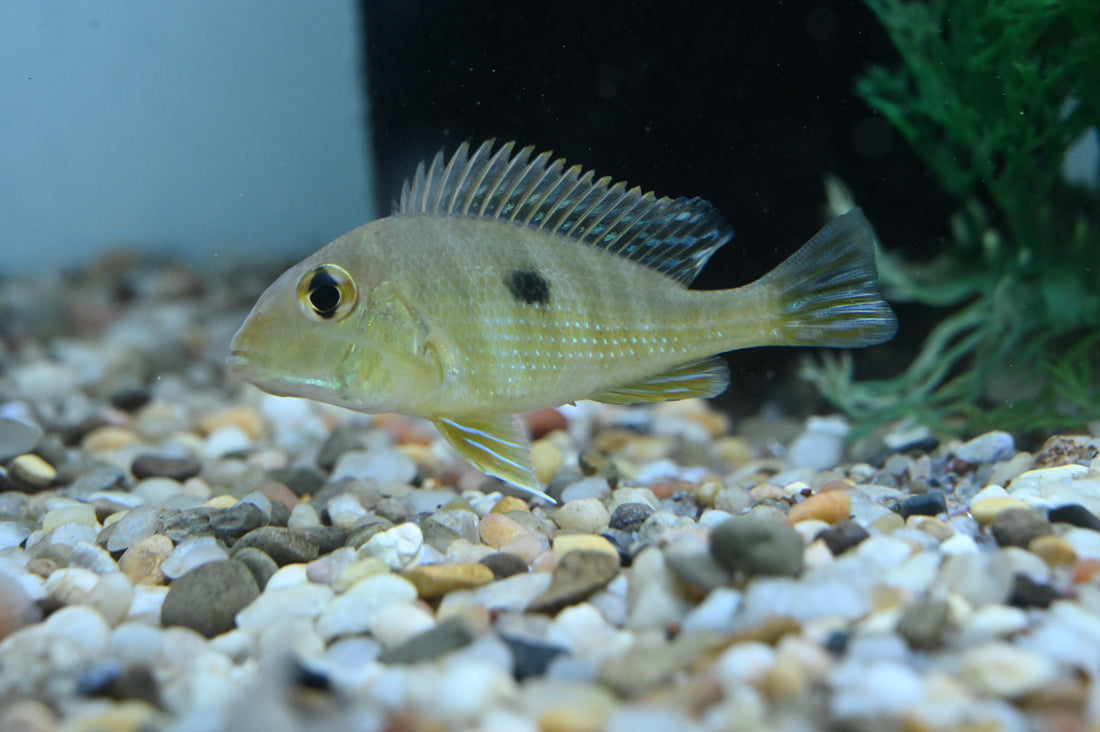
[589, 356, 730, 405]
[434, 415, 554, 503]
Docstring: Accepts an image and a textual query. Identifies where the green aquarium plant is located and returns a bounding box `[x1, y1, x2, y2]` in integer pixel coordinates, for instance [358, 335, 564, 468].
[803, 0, 1100, 437]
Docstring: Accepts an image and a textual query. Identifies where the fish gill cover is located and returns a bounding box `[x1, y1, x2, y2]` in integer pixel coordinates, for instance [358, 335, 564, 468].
[803, 0, 1100, 437]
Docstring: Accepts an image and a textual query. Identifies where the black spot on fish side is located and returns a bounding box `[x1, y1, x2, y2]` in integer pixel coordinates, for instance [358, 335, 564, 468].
[506, 269, 551, 307]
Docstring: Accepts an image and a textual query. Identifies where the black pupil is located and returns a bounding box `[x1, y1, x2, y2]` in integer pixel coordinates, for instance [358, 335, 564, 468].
[308, 271, 341, 317]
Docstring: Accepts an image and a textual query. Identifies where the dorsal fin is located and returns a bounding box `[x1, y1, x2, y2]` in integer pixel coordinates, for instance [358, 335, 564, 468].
[397, 139, 734, 285]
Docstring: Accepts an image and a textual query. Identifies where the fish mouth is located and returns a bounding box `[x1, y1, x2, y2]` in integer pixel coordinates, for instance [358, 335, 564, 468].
[226, 348, 259, 381]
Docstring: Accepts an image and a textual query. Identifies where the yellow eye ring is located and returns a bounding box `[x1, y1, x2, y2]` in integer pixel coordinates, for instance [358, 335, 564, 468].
[296, 264, 358, 322]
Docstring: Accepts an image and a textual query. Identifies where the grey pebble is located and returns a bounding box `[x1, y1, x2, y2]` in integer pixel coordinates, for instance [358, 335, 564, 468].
[378, 616, 477, 664]
[300, 525, 349, 555]
[501, 634, 567, 681]
[422, 509, 480, 553]
[131, 454, 201, 482]
[267, 466, 325, 497]
[710, 514, 804, 577]
[817, 521, 871, 556]
[231, 526, 319, 565]
[990, 507, 1052, 548]
[317, 426, 365, 472]
[896, 597, 950, 649]
[161, 559, 260, 638]
[232, 547, 279, 590]
[479, 552, 528, 579]
[528, 550, 620, 615]
[210, 502, 268, 544]
[373, 497, 409, 523]
[609, 502, 654, 533]
[345, 519, 394, 550]
[0, 418, 43, 461]
[663, 541, 731, 593]
[68, 463, 128, 497]
[268, 499, 291, 527]
[104, 506, 162, 552]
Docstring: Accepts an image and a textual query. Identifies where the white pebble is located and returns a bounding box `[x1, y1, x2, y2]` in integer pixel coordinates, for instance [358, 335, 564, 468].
[830, 659, 925, 717]
[332, 448, 417, 486]
[258, 616, 325, 661]
[682, 587, 741, 634]
[546, 603, 634, 660]
[238, 491, 272, 517]
[716, 641, 776, 689]
[607, 487, 659, 512]
[0, 521, 31, 551]
[160, 536, 229, 579]
[560, 477, 611, 503]
[69, 541, 119, 574]
[956, 431, 1014, 463]
[42, 505, 97, 532]
[44, 567, 100, 605]
[553, 498, 610, 534]
[939, 534, 980, 555]
[235, 583, 334, 636]
[287, 503, 321, 530]
[439, 571, 552, 616]
[360, 522, 423, 570]
[960, 604, 1029, 645]
[698, 509, 735, 529]
[133, 477, 188, 506]
[788, 415, 850, 470]
[326, 493, 368, 530]
[127, 584, 168, 624]
[315, 572, 418, 640]
[369, 601, 436, 647]
[109, 622, 164, 664]
[961, 642, 1056, 697]
[46, 522, 99, 548]
[204, 425, 253, 459]
[88, 571, 134, 626]
[1063, 528, 1100, 560]
[44, 605, 111, 657]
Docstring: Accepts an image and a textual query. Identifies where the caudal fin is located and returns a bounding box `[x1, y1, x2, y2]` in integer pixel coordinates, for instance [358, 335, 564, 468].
[757, 208, 897, 348]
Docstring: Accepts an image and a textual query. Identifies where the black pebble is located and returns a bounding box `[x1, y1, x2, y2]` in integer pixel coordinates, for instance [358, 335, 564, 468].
[267, 466, 326, 497]
[501, 634, 567, 680]
[817, 521, 870, 556]
[1008, 573, 1061, 609]
[109, 386, 152, 412]
[210, 502, 268, 544]
[131, 454, 202, 482]
[608, 502, 654, 532]
[1048, 503, 1100, 532]
[823, 630, 849, 655]
[892, 491, 947, 519]
[479, 552, 528, 579]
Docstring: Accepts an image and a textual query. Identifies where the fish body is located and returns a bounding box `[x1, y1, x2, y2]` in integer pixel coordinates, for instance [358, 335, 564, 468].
[229, 140, 897, 500]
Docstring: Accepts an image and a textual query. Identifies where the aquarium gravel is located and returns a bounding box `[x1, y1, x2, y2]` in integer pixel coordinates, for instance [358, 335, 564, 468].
[2, 254, 1100, 732]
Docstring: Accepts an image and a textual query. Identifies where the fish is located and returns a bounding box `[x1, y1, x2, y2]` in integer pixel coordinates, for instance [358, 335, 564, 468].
[228, 140, 897, 501]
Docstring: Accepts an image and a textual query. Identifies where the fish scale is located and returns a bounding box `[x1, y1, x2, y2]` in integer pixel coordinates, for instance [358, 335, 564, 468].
[229, 140, 897, 501]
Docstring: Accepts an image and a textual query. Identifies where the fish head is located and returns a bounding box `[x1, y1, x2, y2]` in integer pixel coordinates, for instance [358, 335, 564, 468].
[227, 226, 437, 414]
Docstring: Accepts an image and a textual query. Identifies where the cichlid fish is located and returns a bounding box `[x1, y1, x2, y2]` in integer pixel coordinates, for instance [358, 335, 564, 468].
[228, 140, 896, 501]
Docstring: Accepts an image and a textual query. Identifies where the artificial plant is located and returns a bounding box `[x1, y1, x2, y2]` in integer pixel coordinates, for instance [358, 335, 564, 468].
[804, 0, 1100, 437]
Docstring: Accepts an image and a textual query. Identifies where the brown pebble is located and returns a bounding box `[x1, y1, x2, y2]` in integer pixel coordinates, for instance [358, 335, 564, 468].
[401, 562, 495, 598]
[525, 408, 568, 439]
[490, 496, 529, 514]
[1073, 559, 1100, 583]
[119, 534, 174, 585]
[1028, 535, 1076, 567]
[788, 490, 851, 525]
[479, 513, 531, 549]
[198, 407, 265, 439]
[10, 454, 57, 487]
[82, 426, 141, 453]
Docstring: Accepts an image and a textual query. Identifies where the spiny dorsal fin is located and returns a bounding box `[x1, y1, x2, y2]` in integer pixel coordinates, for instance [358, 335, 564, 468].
[398, 139, 734, 285]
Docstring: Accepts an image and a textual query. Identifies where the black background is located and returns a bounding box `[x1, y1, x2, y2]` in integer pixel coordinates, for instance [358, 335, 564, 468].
[360, 1, 950, 417]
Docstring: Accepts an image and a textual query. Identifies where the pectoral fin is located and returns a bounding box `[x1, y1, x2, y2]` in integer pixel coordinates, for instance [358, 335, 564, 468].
[590, 356, 730, 404]
[433, 415, 554, 503]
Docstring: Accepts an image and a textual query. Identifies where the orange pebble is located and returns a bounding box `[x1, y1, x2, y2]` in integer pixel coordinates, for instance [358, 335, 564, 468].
[1073, 558, 1100, 583]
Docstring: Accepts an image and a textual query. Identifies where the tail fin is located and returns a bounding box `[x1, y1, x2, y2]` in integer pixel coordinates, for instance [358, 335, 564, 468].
[757, 208, 897, 348]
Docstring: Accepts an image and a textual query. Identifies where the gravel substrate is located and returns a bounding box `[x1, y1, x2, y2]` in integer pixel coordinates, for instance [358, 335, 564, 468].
[2, 255, 1100, 732]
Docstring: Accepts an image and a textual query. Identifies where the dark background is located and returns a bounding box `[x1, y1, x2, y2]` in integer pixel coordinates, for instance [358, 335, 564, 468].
[360, 1, 950, 418]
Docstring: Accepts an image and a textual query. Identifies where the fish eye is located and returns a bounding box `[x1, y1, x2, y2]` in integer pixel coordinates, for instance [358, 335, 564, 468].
[296, 264, 358, 322]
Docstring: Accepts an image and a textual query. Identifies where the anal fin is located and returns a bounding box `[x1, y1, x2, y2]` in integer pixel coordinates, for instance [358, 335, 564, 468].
[433, 415, 554, 503]
[590, 356, 730, 404]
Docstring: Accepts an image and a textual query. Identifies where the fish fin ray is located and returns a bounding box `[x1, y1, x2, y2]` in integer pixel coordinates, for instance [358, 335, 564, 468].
[590, 356, 730, 404]
[433, 415, 554, 502]
[397, 140, 734, 285]
[758, 208, 898, 347]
